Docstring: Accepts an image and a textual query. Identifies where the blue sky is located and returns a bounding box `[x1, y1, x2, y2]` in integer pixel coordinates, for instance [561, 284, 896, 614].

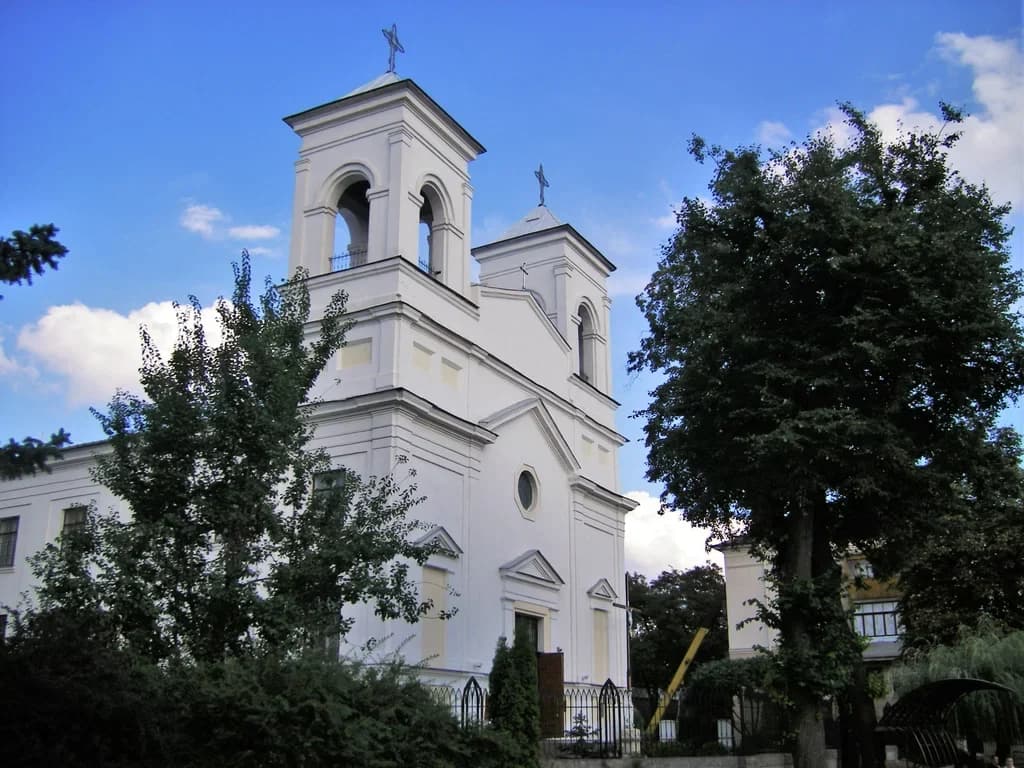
[2, 1, 1021, 575]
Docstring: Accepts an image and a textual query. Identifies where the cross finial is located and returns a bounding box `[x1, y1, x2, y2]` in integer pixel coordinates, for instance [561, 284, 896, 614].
[382, 23, 405, 73]
[520, 262, 529, 290]
[534, 163, 549, 207]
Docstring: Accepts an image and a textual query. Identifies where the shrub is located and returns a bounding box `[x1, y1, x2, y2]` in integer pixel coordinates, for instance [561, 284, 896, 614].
[486, 631, 541, 768]
[0, 615, 492, 768]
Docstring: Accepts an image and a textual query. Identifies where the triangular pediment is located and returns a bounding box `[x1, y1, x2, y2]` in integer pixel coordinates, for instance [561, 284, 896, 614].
[416, 525, 463, 559]
[480, 398, 580, 472]
[500, 549, 565, 588]
[587, 578, 617, 601]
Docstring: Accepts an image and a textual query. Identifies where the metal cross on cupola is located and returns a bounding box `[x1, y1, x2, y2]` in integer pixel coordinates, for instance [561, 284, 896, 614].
[534, 163, 549, 207]
[382, 23, 404, 73]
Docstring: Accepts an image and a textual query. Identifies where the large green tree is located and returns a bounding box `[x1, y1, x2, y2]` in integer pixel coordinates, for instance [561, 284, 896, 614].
[1, 224, 71, 480]
[627, 565, 727, 710]
[873, 426, 1024, 650]
[27, 254, 435, 662]
[629, 105, 1024, 768]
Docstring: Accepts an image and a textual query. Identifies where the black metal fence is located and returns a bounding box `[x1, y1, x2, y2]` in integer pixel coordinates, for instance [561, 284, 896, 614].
[637, 685, 788, 757]
[428, 677, 631, 759]
[428, 676, 486, 729]
[542, 679, 629, 758]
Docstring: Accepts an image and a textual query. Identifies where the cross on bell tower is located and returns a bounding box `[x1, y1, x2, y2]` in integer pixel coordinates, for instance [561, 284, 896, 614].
[382, 23, 404, 73]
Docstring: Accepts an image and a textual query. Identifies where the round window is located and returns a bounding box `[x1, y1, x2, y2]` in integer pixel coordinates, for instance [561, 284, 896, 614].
[517, 470, 536, 511]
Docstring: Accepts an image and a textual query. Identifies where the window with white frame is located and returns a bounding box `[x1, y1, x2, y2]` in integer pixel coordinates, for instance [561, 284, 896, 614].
[313, 469, 349, 497]
[0, 516, 18, 568]
[515, 611, 542, 652]
[852, 601, 901, 641]
[852, 559, 874, 579]
[62, 505, 88, 538]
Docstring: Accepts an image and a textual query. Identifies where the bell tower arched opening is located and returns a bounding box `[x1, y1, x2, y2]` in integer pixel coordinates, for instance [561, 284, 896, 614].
[417, 184, 446, 279]
[577, 302, 596, 383]
[332, 179, 370, 271]
[418, 196, 434, 274]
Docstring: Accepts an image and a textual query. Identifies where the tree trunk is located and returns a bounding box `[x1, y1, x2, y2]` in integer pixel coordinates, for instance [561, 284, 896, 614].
[851, 660, 879, 768]
[793, 697, 827, 768]
[780, 502, 828, 768]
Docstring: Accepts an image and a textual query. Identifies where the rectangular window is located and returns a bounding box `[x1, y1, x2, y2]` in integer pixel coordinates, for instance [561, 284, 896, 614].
[0, 517, 18, 568]
[592, 609, 609, 683]
[515, 612, 541, 652]
[313, 470, 348, 496]
[62, 505, 88, 537]
[853, 601, 901, 641]
[421, 566, 447, 664]
[716, 719, 735, 750]
[852, 559, 874, 579]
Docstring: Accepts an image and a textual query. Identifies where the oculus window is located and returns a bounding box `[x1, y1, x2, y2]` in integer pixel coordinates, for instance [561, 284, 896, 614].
[517, 470, 537, 513]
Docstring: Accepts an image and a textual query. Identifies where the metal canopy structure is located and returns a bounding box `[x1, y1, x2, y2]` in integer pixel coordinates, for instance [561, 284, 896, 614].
[877, 678, 1018, 767]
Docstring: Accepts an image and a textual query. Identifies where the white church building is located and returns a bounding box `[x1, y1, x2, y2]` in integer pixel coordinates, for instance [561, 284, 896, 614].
[0, 69, 637, 691]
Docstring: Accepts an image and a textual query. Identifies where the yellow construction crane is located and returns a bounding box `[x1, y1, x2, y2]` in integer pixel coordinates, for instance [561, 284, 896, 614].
[643, 627, 709, 736]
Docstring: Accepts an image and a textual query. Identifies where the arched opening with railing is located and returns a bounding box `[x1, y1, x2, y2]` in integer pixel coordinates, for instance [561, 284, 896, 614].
[332, 178, 370, 272]
[417, 184, 446, 279]
[577, 302, 596, 383]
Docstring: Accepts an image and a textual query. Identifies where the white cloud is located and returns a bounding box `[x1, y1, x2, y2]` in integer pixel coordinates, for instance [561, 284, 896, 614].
[0, 333, 38, 380]
[180, 204, 225, 238]
[756, 120, 792, 147]
[608, 271, 650, 299]
[624, 490, 723, 576]
[653, 213, 675, 230]
[16, 301, 223, 408]
[228, 225, 281, 240]
[180, 203, 281, 242]
[814, 33, 1023, 210]
[472, 214, 512, 247]
[245, 246, 276, 257]
[936, 32, 1024, 209]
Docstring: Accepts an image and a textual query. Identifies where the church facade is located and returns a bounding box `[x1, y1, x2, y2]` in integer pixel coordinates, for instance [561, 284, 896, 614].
[0, 71, 637, 689]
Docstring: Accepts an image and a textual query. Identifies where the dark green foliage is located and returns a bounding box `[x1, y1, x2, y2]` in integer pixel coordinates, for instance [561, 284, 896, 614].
[486, 632, 541, 768]
[5, 255, 462, 765]
[629, 104, 1024, 767]
[0, 609, 173, 768]
[688, 656, 773, 695]
[683, 657, 788, 756]
[627, 564, 728, 706]
[1, 224, 72, 479]
[0, 430, 72, 481]
[0, 223, 68, 297]
[0, 615, 482, 768]
[870, 427, 1024, 649]
[26, 254, 434, 663]
[167, 656, 471, 768]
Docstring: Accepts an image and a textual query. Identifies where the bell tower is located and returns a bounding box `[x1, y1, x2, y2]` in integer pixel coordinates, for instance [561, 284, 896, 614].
[283, 73, 485, 298]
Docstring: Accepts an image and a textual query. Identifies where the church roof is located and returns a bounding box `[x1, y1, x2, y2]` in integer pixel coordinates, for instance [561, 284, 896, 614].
[474, 210, 617, 274]
[342, 71, 401, 98]
[496, 205, 562, 240]
[283, 77, 485, 157]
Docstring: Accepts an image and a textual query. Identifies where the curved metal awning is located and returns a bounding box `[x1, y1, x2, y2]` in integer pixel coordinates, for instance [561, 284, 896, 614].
[879, 678, 1015, 728]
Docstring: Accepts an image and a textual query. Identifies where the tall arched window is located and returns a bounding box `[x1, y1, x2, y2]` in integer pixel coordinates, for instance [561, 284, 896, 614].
[577, 303, 594, 382]
[332, 179, 370, 271]
[418, 185, 445, 278]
